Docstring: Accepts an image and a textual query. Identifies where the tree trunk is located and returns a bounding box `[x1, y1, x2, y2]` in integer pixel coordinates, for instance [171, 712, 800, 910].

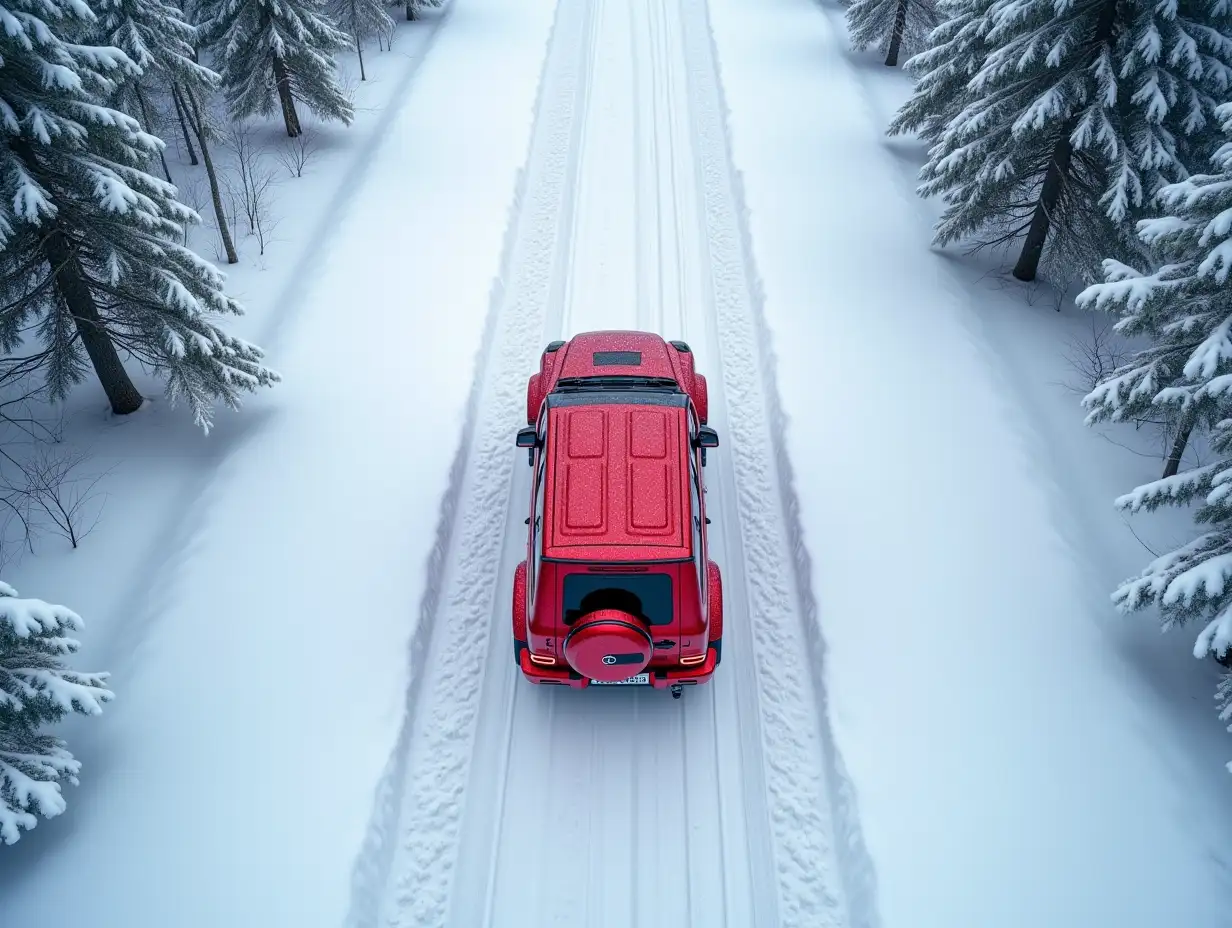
[1011, 134, 1074, 281]
[184, 87, 239, 264]
[170, 84, 199, 166]
[885, 0, 909, 67]
[355, 29, 367, 80]
[1162, 412, 1195, 479]
[1012, 0, 1119, 282]
[42, 228, 144, 415]
[135, 86, 174, 183]
[406, 0, 416, 20]
[272, 55, 303, 137]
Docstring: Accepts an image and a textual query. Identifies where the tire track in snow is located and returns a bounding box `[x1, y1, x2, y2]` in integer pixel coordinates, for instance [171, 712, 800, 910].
[632, 0, 761, 919]
[354, 0, 881, 922]
[551, 0, 601, 339]
[344, 0, 598, 924]
[444, 20, 605, 923]
[679, 0, 881, 924]
[451, 0, 778, 922]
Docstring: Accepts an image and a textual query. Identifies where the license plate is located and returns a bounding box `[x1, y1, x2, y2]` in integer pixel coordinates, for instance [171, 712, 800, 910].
[590, 673, 650, 686]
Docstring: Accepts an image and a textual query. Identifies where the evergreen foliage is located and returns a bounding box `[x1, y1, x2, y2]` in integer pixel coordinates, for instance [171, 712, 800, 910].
[892, 0, 1232, 281]
[0, 583, 113, 845]
[198, 0, 355, 136]
[0, 0, 279, 429]
[1079, 102, 1232, 768]
[94, 0, 219, 112]
[331, 0, 395, 79]
[847, 0, 941, 68]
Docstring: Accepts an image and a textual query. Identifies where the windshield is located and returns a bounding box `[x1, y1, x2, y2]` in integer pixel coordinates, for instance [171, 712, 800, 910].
[562, 572, 673, 626]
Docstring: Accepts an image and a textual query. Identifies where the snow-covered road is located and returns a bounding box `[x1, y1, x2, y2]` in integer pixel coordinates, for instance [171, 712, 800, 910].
[360, 0, 872, 924]
[5, 0, 1231, 922]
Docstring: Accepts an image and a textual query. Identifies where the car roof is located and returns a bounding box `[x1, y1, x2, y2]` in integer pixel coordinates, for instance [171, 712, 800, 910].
[542, 397, 692, 562]
[554, 331, 679, 382]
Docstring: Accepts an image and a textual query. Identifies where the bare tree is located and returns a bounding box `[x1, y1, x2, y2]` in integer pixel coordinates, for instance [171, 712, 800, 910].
[0, 374, 110, 565]
[222, 123, 282, 256]
[275, 128, 319, 178]
[336, 66, 371, 114]
[1062, 314, 1131, 396]
[252, 187, 280, 257]
[23, 445, 109, 550]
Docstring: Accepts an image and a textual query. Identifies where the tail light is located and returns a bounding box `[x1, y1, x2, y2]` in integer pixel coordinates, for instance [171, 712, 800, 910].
[680, 652, 707, 666]
[529, 653, 557, 666]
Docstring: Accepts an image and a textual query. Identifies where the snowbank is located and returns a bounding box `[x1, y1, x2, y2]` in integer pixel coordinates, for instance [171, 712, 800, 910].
[705, 0, 1232, 926]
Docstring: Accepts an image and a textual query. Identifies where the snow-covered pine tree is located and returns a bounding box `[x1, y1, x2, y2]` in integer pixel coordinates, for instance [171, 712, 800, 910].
[846, 0, 940, 68]
[395, 0, 443, 23]
[898, 0, 1232, 283]
[93, 0, 177, 181]
[198, 0, 355, 137]
[1077, 101, 1232, 769]
[331, 0, 394, 80]
[93, 0, 241, 262]
[0, 0, 280, 429]
[887, 0, 996, 143]
[0, 583, 113, 844]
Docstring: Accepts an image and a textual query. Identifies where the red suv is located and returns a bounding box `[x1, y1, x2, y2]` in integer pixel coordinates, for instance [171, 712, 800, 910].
[512, 331, 723, 698]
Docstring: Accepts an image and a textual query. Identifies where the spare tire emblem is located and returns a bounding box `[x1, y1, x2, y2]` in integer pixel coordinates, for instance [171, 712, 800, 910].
[602, 655, 616, 665]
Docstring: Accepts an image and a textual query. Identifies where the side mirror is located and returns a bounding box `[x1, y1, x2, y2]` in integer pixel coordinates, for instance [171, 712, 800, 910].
[695, 426, 719, 449]
[516, 426, 539, 466]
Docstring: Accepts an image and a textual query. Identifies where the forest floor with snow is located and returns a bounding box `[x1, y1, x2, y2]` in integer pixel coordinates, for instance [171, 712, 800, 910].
[709, 0, 1232, 925]
[0, 4, 562, 925]
[1, 0, 1231, 926]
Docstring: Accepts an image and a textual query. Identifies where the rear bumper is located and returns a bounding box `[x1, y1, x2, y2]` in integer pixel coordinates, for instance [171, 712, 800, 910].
[517, 644, 719, 690]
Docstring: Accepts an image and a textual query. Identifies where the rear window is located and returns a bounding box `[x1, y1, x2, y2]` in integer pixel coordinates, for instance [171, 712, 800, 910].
[562, 572, 673, 626]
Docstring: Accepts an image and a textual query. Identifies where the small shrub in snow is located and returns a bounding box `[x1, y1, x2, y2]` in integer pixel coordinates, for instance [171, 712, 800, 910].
[0, 584, 113, 844]
[276, 130, 321, 179]
[222, 123, 282, 256]
[1079, 104, 1232, 769]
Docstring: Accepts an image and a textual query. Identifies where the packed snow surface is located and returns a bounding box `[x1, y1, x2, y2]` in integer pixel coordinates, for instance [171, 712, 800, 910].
[363, 0, 859, 923]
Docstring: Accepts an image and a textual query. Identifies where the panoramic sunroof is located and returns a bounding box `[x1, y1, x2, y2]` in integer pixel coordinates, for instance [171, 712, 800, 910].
[593, 351, 641, 366]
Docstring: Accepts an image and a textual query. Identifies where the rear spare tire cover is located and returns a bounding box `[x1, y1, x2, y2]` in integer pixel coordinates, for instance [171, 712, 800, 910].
[563, 609, 653, 681]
